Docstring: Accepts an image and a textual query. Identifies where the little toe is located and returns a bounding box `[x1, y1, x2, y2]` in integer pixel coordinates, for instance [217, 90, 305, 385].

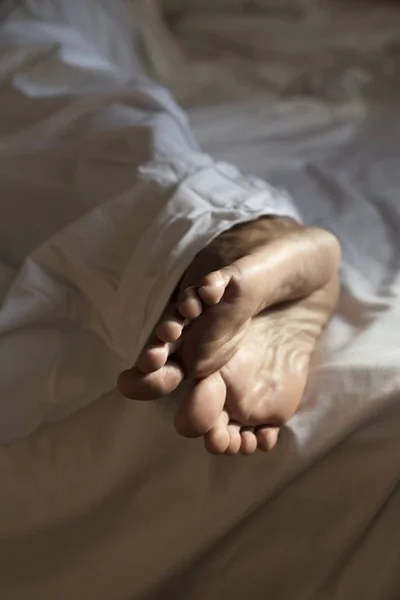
[178, 287, 203, 320]
[118, 361, 184, 400]
[256, 427, 280, 452]
[156, 317, 184, 343]
[204, 411, 230, 455]
[174, 371, 227, 438]
[240, 428, 258, 456]
[224, 422, 242, 456]
[197, 269, 231, 305]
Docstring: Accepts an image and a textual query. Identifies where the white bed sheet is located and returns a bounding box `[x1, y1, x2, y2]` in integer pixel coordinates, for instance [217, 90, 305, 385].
[0, 1, 399, 599]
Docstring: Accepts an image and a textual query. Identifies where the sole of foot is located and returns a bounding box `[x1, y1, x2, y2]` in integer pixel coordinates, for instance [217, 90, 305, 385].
[173, 276, 339, 455]
[118, 218, 341, 454]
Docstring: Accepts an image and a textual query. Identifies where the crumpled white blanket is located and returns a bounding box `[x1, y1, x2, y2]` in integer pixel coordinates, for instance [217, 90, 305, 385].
[0, 1, 399, 599]
[0, 0, 298, 442]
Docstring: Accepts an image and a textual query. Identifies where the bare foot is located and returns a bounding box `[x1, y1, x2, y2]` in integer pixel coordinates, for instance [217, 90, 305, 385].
[118, 218, 340, 453]
[175, 276, 339, 455]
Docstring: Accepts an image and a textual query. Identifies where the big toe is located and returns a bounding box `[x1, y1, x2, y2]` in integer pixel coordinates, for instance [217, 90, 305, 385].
[174, 371, 227, 438]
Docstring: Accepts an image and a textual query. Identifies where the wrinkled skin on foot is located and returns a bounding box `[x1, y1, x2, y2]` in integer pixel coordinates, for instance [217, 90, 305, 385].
[118, 217, 341, 455]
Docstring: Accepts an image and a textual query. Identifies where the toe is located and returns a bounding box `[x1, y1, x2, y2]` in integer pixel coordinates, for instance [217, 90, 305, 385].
[240, 428, 258, 455]
[156, 317, 184, 343]
[198, 269, 231, 305]
[174, 371, 227, 438]
[204, 411, 230, 454]
[178, 287, 203, 320]
[256, 427, 280, 452]
[135, 342, 170, 374]
[117, 362, 184, 400]
[224, 422, 242, 456]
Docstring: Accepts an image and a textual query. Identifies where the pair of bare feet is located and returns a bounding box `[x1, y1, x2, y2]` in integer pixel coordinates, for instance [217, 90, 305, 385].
[118, 217, 340, 455]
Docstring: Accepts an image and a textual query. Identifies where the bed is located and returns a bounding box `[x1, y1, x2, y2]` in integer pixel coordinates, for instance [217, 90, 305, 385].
[0, 1, 399, 598]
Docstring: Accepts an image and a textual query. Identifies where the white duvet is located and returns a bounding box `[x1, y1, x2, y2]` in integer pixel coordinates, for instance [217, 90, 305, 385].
[0, 1, 399, 599]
